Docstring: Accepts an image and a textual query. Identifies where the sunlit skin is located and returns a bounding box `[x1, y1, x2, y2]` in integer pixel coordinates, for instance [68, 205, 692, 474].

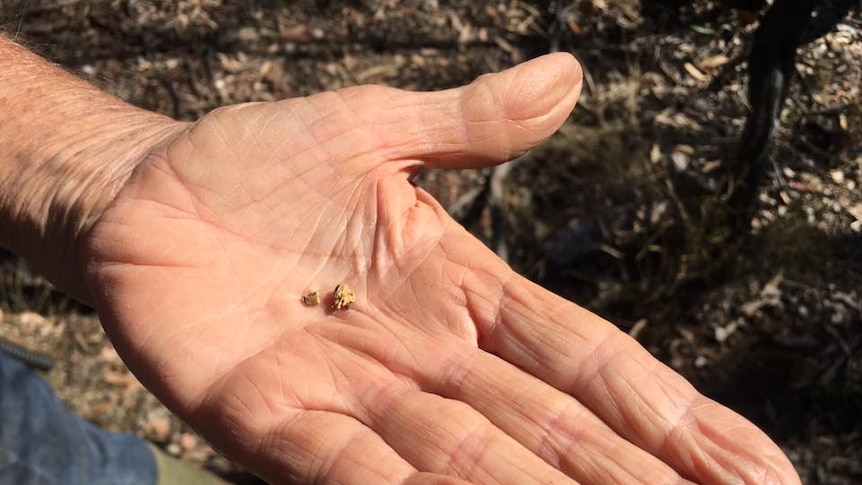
[47, 53, 799, 484]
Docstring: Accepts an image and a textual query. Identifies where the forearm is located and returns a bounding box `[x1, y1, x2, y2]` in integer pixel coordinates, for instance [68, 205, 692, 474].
[0, 36, 183, 300]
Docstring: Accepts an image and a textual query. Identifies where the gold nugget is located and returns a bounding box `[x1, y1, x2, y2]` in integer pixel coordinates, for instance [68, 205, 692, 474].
[332, 283, 356, 310]
[301, 291, 321, 306]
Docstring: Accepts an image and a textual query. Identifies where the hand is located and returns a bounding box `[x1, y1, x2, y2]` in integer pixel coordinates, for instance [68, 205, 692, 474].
[82, 54, 799, 485]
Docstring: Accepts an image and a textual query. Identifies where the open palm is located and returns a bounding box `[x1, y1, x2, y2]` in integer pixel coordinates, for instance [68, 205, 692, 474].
[82, 54, 799, 485]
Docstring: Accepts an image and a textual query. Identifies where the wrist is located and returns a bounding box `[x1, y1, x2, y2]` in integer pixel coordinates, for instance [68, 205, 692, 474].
[0, 36, 187, 300]
[40, 118, 186, 301]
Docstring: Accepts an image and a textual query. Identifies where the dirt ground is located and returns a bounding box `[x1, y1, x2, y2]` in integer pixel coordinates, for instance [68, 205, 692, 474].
[1, 1, 860, 484]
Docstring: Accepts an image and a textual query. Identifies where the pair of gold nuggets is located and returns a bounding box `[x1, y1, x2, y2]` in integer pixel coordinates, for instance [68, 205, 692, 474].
[301, 283, 356, 310]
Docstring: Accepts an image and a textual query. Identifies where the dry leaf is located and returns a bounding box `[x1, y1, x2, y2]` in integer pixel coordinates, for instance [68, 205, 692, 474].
[684, 62, 707, 82]
[697, 54, 729, 70]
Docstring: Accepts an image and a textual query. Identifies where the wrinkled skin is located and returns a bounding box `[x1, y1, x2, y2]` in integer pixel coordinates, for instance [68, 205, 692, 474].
[83, 54, 800, 485]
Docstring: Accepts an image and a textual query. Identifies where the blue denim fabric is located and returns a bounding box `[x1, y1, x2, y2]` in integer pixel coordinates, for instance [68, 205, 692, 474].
[0, 351, 157, 485]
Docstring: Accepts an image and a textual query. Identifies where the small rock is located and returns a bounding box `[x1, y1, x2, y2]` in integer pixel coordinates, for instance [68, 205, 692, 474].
[179, 433, 198, 451]
[147, 418, 171, 442]
[17, 312, 50, 333]
[186, 443, 215, 464]
[714, 321, 739, 343]
[301, 291, 321, 306]
[332, 283, 356, 310]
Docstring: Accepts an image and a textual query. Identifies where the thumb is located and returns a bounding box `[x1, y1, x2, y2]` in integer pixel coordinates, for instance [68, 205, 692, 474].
[380, 52, 583, 169]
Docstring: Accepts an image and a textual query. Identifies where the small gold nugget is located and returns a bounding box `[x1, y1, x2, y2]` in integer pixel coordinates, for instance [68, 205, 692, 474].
[301, 291, 321, 306]
[332, 283, 356, 310]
